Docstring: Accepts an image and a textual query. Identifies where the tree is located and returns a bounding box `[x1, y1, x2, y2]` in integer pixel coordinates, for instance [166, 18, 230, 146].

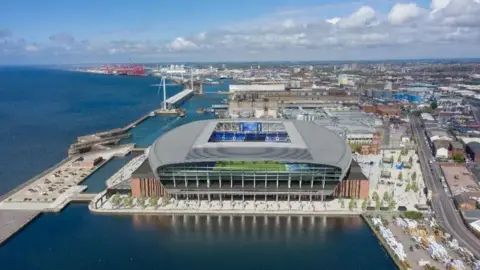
[349, 199, 354, 211]
[123, 196, 133, 208]
[390, 156, 394, 163]
[111, 194, 121, 208]
[150, 196, 159, 208]
[375, 200, 382, 210]
[411, 171, 417, 181]
[137, 196, 146, 208]
[397, 155, 402, 163]
[452, 153, 465, 163]
[388, 199, 396, 211]
[408, 155, 413, 164]
[362, 199, 368, 210]
[404, 211, 424, 220]
[430, 100, 438, 110]
[339, 198, 345, 209]
[397, 172, 403, 180]
[405, 182, 411, 192]
[383, 191, 390, 202]
[372, 191, 379, 202]
[412, 181, 419, 192]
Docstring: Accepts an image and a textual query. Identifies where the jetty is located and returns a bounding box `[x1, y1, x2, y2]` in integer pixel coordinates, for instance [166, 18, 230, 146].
[68, 113, 151, 156]
[165, 89, 194, 109]
[0, 210, 40, 246]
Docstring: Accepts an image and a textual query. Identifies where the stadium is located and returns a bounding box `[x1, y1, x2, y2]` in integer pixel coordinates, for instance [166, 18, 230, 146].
[127, 119, 369, 202]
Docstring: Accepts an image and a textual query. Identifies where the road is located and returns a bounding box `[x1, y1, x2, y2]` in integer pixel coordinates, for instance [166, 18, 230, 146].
[411, 116, 480, 258]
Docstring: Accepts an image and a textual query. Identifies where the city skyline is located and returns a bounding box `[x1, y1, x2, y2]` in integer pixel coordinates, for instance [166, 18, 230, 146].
[1, 0, 480, 64]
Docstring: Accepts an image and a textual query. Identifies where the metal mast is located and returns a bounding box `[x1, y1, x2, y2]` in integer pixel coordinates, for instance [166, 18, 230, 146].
[190, 69, 194, 90]
[163, 76, 167, 110]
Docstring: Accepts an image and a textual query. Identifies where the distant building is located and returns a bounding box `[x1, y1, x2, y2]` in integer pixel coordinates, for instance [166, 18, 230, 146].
[433, 140, 450, 159]
[453, 192, 480, 211]
[449, 141, 464, 157]
[466, 142, 480, 162]
[72, 156, 103, 168]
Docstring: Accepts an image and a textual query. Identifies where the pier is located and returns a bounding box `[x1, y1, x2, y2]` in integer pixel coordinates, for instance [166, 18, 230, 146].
[0, 210, 40, 246]
[68, 112, 151, 156]
[71, 193, 97, 202]
[165, 89, 194, 109]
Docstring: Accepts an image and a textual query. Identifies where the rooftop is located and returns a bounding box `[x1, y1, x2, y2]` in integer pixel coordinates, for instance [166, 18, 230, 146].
[441, 164, 480, 195]
[148, 119, 352, 173]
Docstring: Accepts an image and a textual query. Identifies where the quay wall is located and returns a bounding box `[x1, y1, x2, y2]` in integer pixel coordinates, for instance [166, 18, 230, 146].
[362, 214, 404, 270]
[0, 157, 72, 202]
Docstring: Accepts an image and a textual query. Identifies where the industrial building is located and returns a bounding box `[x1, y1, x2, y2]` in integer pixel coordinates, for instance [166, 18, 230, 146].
[466, 142, 480, 162]
[227, 84, 360, 118]
[125, 119, 371, 201]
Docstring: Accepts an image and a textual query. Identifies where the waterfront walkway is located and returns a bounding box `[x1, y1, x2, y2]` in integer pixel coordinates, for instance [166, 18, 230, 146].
[0, 210, 40, 245]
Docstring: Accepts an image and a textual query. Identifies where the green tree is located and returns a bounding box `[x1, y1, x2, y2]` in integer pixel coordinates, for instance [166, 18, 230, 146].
[339, 198, 345, 209]
[397, 171, 403, 180]
[430, 100, 438, 110]
[397, 155, 402, 163]
[452, 153, 465, 163]
[111, 194, 120, 208]
[375, 200, 382, 210]
[123, 196, 133, 208]
[150, 196, 159, 208]
[388, 199, 396, 211]
[362, 199, 368, 210]
[372, 191, 379, 202]
[405, 182, 411, 192]
[412, 181, 419, 192]
[390, 156, 394, 163]
[404, 211, 423, 220]
[137, 196, 146, 208]
[408, 155, 413, 164]
[383, 191, 390, 202]
[411, 171, 417, 181]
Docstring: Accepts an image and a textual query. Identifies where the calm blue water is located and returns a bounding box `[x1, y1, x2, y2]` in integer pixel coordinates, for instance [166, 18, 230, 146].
[80, 153, 138, 193]
[0, 204, 395, 270]
[0, 68, 395, 270]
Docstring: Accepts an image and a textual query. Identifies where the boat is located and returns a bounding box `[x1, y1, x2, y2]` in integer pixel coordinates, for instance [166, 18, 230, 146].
[149, 111, 156, 117]
[196, 108, 205, 114]
[179, 112, 185, 118]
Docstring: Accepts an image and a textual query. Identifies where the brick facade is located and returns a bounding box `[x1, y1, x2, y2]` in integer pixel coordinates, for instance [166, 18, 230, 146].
[335, 179, 370, 199]
[131, 177, 165, 198]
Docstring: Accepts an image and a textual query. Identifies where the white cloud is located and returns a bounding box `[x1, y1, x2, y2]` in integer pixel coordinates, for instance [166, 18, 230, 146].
[166, 37, 199, 52]
[25, 45, 39, 52]
[282, 19, 295, 28]
[337, 6, 377, 29]
[326, 17, 341, 25]
[388, 3, 424, 25]
[3, 1, 480, 63]
[430, 0, 480, 27]
[431, 0, 452, 10]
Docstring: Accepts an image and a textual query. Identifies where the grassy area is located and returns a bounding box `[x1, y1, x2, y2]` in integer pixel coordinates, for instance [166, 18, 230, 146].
[213, 161, 286, 171]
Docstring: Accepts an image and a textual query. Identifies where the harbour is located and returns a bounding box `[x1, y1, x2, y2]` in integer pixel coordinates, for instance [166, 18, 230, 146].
[0, 204, 397, 270]
[4, 65, 480, 269]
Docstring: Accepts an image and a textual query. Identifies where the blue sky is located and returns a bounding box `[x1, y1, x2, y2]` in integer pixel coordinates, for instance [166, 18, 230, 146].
[1, 0, 479, 64]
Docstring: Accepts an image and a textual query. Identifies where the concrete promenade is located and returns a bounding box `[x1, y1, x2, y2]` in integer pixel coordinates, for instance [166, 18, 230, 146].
[90, 206, 363, 216]
[0, 210, 40, 246]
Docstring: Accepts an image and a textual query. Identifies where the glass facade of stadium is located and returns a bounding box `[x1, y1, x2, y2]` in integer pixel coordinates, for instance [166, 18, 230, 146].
[157, 161, 344, 201]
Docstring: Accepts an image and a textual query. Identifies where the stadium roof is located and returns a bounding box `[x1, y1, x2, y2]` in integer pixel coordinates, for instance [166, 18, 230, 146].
[148, 119, 352, 173]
